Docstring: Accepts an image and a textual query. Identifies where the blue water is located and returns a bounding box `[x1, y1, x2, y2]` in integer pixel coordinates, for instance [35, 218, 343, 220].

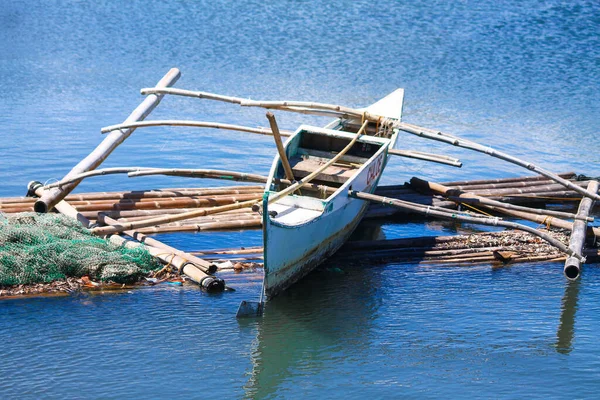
[1, 0, 600, 398]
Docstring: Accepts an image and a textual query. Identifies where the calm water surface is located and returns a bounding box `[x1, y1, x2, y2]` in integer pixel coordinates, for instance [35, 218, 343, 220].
[1, 1, 599, 398]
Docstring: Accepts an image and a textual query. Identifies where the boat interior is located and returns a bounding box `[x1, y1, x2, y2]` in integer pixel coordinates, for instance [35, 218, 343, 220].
[267, 124, 387, 202]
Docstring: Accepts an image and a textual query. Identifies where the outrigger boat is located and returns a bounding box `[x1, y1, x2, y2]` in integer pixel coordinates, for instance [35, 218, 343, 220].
[61, 69, 594, 317]
[259, 89, 405, 299]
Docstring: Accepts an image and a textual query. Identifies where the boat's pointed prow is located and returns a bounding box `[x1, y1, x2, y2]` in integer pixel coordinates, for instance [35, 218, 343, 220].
[364, 88, 405, 121]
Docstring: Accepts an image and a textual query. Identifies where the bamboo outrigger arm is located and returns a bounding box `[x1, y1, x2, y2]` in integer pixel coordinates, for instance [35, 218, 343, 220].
[100, 120, 293, 137]
[127, 168, 269, 183]
[43, 167, 156, 189]
[34, 68, 182, 213]
[393, 122, 600, 202]
[139, 85, 599, 201]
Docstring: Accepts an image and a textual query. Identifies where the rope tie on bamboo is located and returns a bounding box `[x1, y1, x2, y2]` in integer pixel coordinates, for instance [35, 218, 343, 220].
[542, 215, 553, 230]
[425, 206, 431, 216]
[460, 202, 493, 217]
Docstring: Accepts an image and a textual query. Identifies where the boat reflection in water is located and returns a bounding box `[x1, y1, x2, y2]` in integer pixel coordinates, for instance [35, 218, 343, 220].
[241, 260, 381, 398]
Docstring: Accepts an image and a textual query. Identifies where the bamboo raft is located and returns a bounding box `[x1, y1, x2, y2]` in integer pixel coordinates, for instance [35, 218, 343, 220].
[2, 68, 599, 305]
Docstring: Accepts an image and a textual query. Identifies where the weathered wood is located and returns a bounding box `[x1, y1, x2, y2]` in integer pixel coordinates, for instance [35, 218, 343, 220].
[100, 120, 292, 137]
[34, 68, 181, 213]
[564, 181, 599, 280]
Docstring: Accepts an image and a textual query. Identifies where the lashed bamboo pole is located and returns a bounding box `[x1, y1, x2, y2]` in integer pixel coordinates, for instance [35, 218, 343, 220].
[140, 87, 247, 104]
[100, 214, 217, 275]
[100, 120, 293, 137]
[453, 181, 593, 198]
[91, 198, 261, 235]
[105, 209, 254, 223]
[34, 68, 181, 213]
[266, 112, 295, 181]
[564, 181, 598, 280]
[409, 177, 600, 236]
[266, 120, 369, 205]
[387, 149, 463, 167]
[349, 190, 582, 261]
[441, 172, 577, 187]
[69, 193, 262, 212]
[107, 234, 224, 291]
[448, 196, 591, 221]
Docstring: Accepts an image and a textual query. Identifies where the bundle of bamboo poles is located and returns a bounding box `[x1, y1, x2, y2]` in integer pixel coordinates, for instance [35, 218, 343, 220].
[4, 172, 595, 234]
[335, 230, 600, 266]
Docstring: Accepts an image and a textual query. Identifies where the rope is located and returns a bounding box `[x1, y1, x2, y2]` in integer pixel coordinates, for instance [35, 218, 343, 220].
[542, 216, 553, 230]
[459, 202, 494, 217]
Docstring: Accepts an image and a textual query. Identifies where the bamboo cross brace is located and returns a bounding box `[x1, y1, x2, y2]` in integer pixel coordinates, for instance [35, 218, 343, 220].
[266, 120, 369, 205]
[100, 120, 293, 137]
[395, 122, 600, 202]
[91, 198, 261, 236]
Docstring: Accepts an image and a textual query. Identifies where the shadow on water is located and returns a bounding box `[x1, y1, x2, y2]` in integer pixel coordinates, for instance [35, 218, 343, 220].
[239, 261, 381, 399]
[555, 280, 580, 355]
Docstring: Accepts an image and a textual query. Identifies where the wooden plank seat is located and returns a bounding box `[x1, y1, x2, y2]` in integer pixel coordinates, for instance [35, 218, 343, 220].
[289, 156, 357, 184]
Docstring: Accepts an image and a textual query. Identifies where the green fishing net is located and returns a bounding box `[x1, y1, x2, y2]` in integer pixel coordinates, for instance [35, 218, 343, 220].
[0, 212, 161, 286]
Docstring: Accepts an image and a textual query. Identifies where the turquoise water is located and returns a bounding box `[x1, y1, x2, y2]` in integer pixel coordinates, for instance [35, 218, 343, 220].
[1, 1, 600, 398]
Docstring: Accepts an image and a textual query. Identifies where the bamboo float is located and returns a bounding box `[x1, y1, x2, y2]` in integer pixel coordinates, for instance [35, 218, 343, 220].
[441, 172, 577, 187]
[100, 120, 293, 137]
[43, 168, 268, 190]
[66, 194, 263, 212]
[127, 169, 269, 183]
[410, 177, 600, 237]
[34, 68, 181, 213]
[107, 234, 224, 291]
[65, 186, 265, 201]
[564, 181, 599, 280]
[348, 190, 582, 261]
[447, 195, 591, 221]
[100, 214, 218, 276]
[91, 198, 261, 235]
